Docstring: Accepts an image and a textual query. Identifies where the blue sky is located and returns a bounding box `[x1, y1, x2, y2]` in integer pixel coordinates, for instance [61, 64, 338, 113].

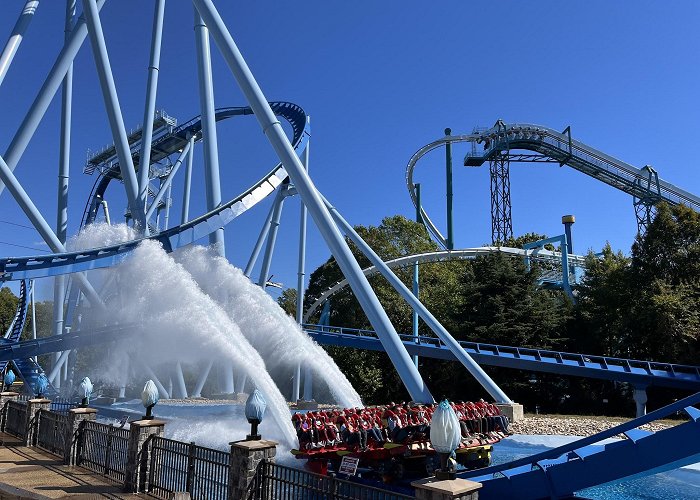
[1, 1, 699, 300]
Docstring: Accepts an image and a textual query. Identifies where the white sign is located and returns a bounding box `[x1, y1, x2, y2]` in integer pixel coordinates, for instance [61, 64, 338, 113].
[338, 456, 359, 476]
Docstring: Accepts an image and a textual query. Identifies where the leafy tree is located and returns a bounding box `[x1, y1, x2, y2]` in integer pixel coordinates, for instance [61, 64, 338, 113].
[0, 287, 18, 336]
[572, 244, 632, 356]
[277, 288, 297, 317]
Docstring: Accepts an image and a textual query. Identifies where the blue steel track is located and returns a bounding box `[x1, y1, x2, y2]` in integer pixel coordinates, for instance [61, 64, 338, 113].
[0, 102, 308, 282]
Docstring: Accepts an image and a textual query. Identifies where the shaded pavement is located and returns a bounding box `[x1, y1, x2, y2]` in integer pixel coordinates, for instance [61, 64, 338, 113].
[0, 433, 148, 499]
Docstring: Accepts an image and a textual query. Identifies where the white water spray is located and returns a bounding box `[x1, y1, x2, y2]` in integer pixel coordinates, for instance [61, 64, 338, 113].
[175, 246, 362, 408]
[69, 225, 298, 446]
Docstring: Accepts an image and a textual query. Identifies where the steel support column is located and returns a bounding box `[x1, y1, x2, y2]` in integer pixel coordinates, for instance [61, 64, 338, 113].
[145, 141, 192, 221]
[244, 200, 275, 277]
[412, 182, 422, 367]
[445, 128, 454, 250]
[0, 154, 104, 309]
[258, 186, 288, 289]
[1, 0, 106, 196]
[194, 9, 225, 255]
[292, 140, 309, 401]
[82, 0, 145, 227]
[0, 0, 39, 87]
[191, 359, 213, 398]
[192, 0, 432, 402]
[325, 196, 512, 404]
[53, 0, 75, 376]
[138, 0, 166, 219]
[180, 136, 195, 224]
[489, 153, 513, 244]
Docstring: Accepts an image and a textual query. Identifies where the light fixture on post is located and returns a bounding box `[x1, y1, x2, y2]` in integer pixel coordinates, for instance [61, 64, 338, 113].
[141, 380, 159, 420]
[2, 370, 15, 393]
[34, 374, 48, 399]
[429, 399, 462, 480]
[245, 389, 267, 441]
[79, 377, 93, 407]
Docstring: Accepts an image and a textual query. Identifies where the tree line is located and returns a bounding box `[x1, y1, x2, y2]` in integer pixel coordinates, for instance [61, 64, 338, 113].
[281, 203, 700, 416]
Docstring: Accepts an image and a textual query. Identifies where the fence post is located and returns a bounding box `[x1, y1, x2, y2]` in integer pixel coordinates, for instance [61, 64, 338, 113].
[124, 418, 165, 493]
[64, 407, 97, 465]
[25, 398, 51, 446]
[186, 441, 196, 493]
[0, 392, 19, 431]
[228, 439, 277, 500]
[412, 478, 483, 500]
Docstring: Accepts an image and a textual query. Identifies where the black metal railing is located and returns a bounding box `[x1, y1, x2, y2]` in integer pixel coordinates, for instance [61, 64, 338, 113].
[36, 409, 68, 456]
[78, 420, 129, 483]
[50, 397, 77, 415]
[148, 436, 229, 500]
[4, 400, 27, 437]
[257, 461, 414, 500]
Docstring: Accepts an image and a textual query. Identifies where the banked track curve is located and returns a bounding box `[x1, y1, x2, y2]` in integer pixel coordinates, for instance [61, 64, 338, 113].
[407, 122, 700, 249]
[0, 102, 309, 282]
[303, 246, 587, 322]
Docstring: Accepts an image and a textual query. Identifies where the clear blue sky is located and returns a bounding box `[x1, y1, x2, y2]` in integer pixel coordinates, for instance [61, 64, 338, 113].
[1, 1, 699, 300]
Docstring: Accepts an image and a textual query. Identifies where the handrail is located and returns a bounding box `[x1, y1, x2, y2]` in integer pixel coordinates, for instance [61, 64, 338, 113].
[458, 391, 700, 479]
[302, 324, 700, 378]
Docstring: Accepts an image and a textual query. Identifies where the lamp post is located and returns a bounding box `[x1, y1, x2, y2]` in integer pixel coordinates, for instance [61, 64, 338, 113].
[34, 374, 48, 398]
[141, 380, 159, 420]
[79, 377, 93, 407]
[429, 399, 462, 480]
[2, 370, 15, 393]
[245, 389, 267, 441]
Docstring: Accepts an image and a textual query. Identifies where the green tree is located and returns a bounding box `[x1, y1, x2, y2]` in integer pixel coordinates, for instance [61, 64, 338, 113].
[0, 287, 19, 336]
[277, 288, 297, 317]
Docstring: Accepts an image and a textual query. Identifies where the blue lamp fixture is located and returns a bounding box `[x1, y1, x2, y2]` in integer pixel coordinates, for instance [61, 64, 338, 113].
[79, 377, 93, 407]
[2, 370, 15, 392]
[429, 399, 462, 480]
[141, 380, 159, 420]
[245, 389, 267, 441]
[34, 374, 49, 398]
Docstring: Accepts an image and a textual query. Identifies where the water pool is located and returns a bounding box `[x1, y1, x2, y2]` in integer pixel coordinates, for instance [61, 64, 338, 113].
[493, 435, 700, 499]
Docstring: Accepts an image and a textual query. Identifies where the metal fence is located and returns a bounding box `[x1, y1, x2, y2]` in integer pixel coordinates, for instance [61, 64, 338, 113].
[148, 436, 229, 500]
[50, 397, 77, 415]
[4, 400, 27, 437]
[257, 461, 415, 500]
[78, 420, 129, 483]
[36, 409, 68, 456]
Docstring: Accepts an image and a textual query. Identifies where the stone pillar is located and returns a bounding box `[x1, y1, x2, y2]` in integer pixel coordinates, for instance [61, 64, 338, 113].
[25, 398, 51, 446]
[228, 439, 277, 500]
[64, 407, 97, 465]
[0, 392, 19, 431]
[412, 478, 483, 500]
[495, 403, 524, 423]
[124, 419, 165, 493]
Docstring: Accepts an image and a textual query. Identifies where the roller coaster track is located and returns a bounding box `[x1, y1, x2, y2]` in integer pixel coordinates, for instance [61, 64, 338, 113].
[0, 280, 55, 395]
[303, 324, 700, 391]
[1, 321, 698, 392]
[463, 392, 700, 499]
[303, 247, 588, 322]
[406, 123, 700, 249]
[0, 102, 309, 282]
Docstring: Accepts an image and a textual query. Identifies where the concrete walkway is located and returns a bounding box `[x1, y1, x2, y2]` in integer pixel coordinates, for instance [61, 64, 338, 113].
[0, 433, 147, 499]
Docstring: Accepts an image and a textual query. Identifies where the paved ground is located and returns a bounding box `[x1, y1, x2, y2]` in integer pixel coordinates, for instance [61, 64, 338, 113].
[0, 433, 147, 499]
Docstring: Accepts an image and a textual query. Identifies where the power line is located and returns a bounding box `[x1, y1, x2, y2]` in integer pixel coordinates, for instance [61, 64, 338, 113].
[0, 241, 50, 253]
[0, 219, 34, 230]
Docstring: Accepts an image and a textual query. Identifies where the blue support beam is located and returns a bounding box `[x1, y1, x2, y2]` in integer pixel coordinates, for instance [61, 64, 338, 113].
[192, 0, 433, 403]
[82, 0, 145, 227]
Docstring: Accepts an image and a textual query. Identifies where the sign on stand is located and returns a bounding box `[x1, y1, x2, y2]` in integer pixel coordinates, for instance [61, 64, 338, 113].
[338, 456, 359, 476]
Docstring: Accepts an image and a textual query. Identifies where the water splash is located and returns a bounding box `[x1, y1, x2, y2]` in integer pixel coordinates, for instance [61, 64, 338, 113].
[71, 225, 297, 446]
[175, 245, 362, 408]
